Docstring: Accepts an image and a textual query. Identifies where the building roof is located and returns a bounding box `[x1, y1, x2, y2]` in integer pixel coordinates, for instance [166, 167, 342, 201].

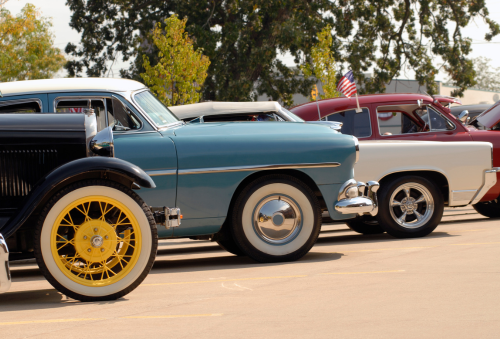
[169, 101, 282, 119]
[0, 78, 147, 96]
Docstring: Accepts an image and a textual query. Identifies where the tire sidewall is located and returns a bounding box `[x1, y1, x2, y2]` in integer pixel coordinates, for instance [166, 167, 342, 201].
[232, 176, 321, 262]
[39, 185, 153, 298]
[377, 176, 443, 238]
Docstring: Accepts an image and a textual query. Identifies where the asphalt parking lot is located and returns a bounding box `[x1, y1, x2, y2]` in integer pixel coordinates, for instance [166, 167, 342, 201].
[1, 207, 499, 338]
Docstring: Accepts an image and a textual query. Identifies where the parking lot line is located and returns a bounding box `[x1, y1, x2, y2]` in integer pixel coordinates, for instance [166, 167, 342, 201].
[0, 318, 104, 326]
[142, 275, 307, 286]
[322, 270, 405, 275]
[122, 314, 223, 319]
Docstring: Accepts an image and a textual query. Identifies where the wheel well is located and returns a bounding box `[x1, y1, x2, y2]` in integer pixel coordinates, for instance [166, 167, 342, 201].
[378, 171, 449, 204]
[223, 169, 327, 225]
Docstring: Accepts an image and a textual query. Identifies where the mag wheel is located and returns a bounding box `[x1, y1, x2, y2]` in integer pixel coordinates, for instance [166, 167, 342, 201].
[377, 176, 443, 238]
[35, 180, 157, 302]
[231, 175, 321, 263]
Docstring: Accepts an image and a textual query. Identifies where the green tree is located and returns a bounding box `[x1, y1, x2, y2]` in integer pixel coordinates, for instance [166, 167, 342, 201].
[472, 57, 500, 92]
[0, 4, 65, 82]
[300, 25, 340, 100]
[64, 1, 498, 100]
[141, 15, 210, 106]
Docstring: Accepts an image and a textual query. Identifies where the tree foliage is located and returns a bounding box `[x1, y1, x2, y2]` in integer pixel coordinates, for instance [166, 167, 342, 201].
[472, 57, 500, 92]
[0, 4, 65, 82]
[65, 0, 499, 101]
[141, 15, 210, 106]
[300, 25, 340, 100]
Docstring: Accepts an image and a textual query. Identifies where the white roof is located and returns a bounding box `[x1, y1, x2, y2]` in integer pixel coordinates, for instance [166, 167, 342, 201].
[0, 78, 147, 96]
[169, 101, 282, 119]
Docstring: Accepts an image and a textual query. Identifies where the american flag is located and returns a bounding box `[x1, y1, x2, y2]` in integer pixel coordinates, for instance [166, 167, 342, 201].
[337, 70, 357, 98]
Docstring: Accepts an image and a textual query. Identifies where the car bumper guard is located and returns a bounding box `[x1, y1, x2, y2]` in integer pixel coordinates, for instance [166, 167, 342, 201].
[335, 179, 380, 216]
[471, 167, 500, 205]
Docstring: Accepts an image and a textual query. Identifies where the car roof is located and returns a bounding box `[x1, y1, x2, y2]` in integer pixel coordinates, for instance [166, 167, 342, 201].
[0, 78, 147, 96]
[291, 93, 433, 110]
[169, 101, 282, 119]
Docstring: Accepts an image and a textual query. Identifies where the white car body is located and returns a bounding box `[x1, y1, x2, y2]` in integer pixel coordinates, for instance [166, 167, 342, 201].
[355, 140, 497, 207]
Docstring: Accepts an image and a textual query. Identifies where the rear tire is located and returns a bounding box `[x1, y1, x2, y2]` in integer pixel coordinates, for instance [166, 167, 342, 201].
[377, 176, 443, 238]
[214, 222, 246, 256]
[231, 174, 321, 263]
[34, 180, 158, 302]
[473, 199, 500, 218]
[345, 216, 385, 235]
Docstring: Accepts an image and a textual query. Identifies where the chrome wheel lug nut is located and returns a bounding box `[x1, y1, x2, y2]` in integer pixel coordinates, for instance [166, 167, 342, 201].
[105, 236, 109, 240]
[94, 228, 98, 232]
[87, 248, 91, 252]
[83, 236, 87, 240]
[101, 248, 105, 252]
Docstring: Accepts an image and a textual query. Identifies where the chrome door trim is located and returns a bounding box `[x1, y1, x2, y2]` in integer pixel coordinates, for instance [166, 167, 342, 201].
[178, 162, 341, 175]
[145, 169, 177, 176]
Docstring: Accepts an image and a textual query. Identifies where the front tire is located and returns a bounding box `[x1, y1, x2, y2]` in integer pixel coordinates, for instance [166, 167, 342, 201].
[345, 216, 385, 235]
[231, 175, 321, 263]
[377, 176, 443, 238]
[473, 199, 500, 218]
[34, 180, 158, 302]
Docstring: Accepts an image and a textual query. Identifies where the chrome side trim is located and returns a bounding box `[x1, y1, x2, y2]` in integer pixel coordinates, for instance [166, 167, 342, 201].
[353, 137, 360, 163]
[178, 162, 341, 175]
[471, 168, 500, 204]
[0, 233, 11, 293]
[146, 169, 177, 176]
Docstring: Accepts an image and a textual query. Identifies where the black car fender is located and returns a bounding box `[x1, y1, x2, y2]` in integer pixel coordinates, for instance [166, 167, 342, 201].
[0, 157, 156, 238]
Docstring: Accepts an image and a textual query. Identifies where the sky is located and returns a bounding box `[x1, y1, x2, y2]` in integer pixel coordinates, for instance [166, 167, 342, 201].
[4, 0, 500, 81]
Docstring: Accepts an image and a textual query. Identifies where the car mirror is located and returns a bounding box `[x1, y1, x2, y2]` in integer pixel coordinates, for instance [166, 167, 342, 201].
[458, 110, 469, 124]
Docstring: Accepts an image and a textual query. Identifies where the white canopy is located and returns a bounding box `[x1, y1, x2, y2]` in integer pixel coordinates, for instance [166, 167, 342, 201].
[168, 101, 282, 119]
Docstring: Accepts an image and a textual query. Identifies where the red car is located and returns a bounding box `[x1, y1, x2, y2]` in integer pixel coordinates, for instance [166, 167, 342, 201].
[291, 94, 500, 218]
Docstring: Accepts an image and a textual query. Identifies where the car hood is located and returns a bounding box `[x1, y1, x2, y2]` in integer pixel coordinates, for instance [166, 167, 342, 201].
[477, 101, 500, 128]
[171, 121, 340, 137]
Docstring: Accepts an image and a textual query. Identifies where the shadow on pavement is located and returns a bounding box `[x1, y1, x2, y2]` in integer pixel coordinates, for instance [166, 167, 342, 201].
[151, 251, 343, 274]
[315, 231, 459, 247]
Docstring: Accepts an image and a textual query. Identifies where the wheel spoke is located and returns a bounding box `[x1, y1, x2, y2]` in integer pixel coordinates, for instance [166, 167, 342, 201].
[391, 200, 402, 207]
[415, 195, 425, 204]
[414, 210, 423, 221]
[403, 188, 411, 198]
[398, 212, 407, 223]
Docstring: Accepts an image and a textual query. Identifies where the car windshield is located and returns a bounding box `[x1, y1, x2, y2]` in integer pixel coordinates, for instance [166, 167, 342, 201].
[134, 91, 179, 127]
[280, 107, 304, 122]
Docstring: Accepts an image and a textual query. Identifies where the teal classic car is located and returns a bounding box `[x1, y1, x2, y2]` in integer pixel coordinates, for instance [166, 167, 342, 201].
[0, 78, 378, 298]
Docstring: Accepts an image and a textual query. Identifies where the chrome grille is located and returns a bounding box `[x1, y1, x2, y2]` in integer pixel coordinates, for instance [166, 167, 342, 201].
[0, 150, 58, 208]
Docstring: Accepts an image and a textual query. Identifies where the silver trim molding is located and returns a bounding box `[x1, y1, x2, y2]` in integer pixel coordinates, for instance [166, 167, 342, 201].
[178, 162, 341, 175]
[146, 169, 177, 176]
[0, 233, 11, 293]
[470, 168, 500, 204]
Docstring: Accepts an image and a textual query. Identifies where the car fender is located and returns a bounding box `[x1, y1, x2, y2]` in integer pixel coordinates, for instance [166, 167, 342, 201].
[0, 157, 156, 238]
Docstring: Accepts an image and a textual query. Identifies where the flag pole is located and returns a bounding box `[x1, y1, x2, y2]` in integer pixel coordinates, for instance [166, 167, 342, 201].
[355, 93, 362, 113]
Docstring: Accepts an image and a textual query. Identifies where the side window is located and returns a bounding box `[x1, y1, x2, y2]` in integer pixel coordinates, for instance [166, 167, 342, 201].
[55, 99, 107, 131]
[378, 111, 424, 135]
[107, 98, 141, 131]
[0, 100, 41, 113]
[325, 108, 371, 138]
[427, 106, 454, 131]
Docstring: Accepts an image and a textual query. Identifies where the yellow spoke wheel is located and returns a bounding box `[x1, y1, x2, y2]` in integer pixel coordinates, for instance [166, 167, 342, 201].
[50, 195, 142, 287]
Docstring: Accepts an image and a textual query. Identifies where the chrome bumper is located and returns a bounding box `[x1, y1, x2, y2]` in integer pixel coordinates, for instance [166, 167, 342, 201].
[335, 179, 380, 216]
[0, 233, 11, 293]
[471, 167, 500, 204]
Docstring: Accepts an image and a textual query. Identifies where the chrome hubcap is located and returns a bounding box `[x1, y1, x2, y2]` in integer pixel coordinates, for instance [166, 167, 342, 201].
[253, 195, 301, 244]
[389, 183, 434, 229]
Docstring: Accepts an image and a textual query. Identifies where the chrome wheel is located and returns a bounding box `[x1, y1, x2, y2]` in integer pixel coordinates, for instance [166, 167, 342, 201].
[389, 183, 434, 229]
[253, 195, 302, 244]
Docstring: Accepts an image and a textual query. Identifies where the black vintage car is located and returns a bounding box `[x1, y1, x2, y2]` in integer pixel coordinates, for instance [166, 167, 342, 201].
[0, 111, 158, 301]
